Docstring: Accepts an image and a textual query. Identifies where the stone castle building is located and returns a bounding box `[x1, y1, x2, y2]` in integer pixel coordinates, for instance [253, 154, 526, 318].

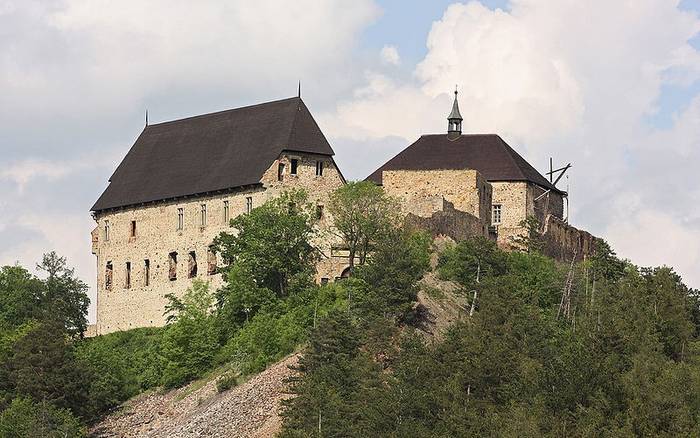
[366, 90, 567, 248]
[91, 92, 592, 335]
[91, 97, 347, 334]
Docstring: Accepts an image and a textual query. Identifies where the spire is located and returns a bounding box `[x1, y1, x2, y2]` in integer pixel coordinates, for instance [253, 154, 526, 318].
[447, 85, 462, 137]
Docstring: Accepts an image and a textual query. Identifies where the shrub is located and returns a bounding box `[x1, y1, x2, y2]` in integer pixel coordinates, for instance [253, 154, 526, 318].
[216, 372, 238, 393]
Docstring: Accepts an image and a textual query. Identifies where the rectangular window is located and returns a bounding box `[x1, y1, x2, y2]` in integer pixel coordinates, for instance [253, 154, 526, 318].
[144, 259, 150, 286]
[168, 252, 178, 281]
[207, 246, 217, 275]
[130, 220, 136, 238]
[125, 262, 131, 289]
[188, 251, 197, 278]
[316, 204, 324, 220]
[278, 163, 285, 181]
[177, 208, 184, 230]
[223, 200, 230, 224]
[246, 196, 253, 213]
[105, 261, 113, 291]
[104, 220, 110, 241]
[200, 204, 207, 227]
[290, 158, 299, 175]
[315, 160, 324, 176]
[492, 204, 502, 225]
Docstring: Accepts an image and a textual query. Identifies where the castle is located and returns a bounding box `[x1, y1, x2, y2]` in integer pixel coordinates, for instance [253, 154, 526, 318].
[91, 92, 593, 335]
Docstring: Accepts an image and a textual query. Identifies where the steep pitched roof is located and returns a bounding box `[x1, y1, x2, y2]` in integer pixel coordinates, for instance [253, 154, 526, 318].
[92, 97, 335, 212]
[366, 134, 565, 194]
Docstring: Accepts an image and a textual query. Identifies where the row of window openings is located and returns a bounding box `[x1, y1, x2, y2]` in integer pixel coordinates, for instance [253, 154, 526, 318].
[277, 159, 324, 181]
[104, 250, 217, 290]
[103, 197, 254, 240]
[104, 198, 327, 241]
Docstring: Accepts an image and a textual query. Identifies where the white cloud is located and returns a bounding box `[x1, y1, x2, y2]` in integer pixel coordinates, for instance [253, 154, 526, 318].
[380, 44, 401, 65]
[322, 0, 700, 287]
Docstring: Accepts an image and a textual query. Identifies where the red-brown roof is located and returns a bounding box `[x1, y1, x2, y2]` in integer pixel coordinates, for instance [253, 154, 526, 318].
[92, 97, 334, 212]
[366, 134, 565, 194]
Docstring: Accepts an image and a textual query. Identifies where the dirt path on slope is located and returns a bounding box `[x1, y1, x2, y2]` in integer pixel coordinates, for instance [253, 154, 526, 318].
[91, 354, 298, 438]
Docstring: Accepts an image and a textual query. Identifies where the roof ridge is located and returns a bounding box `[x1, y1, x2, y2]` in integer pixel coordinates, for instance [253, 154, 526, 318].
[149, 96, 301, 128]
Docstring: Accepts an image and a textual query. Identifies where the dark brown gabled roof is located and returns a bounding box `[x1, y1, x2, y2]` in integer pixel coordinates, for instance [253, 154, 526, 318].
[366, 134, 565, 195]
[92, 97, 335, 212]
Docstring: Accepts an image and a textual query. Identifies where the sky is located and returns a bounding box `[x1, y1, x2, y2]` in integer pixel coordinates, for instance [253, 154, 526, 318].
[1, 0, 700, 320]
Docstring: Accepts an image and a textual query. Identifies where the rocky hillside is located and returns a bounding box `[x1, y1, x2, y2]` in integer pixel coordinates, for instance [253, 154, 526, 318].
[91, 354, 298, 438]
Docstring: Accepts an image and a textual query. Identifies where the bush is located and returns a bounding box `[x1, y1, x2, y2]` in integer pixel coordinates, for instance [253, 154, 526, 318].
[216, 372, 238, 393]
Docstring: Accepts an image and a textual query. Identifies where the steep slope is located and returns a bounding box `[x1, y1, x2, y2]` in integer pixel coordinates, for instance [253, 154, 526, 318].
[91, 354, 298, 437]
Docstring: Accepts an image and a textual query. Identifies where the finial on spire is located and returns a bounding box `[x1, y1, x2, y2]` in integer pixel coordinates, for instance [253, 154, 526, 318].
[298, 81, 301, 98]
[447, 85, 462, 137]
[145, 109, 149, 127]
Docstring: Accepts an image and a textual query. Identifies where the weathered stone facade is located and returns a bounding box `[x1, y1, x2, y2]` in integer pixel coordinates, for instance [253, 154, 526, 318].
[382, 169, 492, 233]
[91, 153, 346, 335]
[491, 181, 565, 248]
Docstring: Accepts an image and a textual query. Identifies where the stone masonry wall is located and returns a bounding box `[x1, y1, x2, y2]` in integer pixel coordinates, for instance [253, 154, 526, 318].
[542, 214, 598, 262]
[491, 181, 528, 248]
[92, 152, 346, 335]
[382, 169, 492, 225]
[404, 200, 490, 241]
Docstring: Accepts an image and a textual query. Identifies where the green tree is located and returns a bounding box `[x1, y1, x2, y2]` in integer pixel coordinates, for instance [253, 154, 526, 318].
[327, 181, 401, 273]
[161, 280, 219, 388]
[2, 320, 91, 418]
[0, 397, 85, 438]
[214, 190, 318, 296]
[0, 266, 43, 330]
[510, 216, 545, 253]
[353, 229, 431, 321]
[36, 252, 90, 338]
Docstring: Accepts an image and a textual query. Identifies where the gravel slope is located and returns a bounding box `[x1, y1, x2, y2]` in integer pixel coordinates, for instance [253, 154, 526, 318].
[91, 354, 298, 438]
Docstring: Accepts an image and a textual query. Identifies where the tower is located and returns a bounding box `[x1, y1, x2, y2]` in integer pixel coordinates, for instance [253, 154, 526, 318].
[447, 87, 463, 138]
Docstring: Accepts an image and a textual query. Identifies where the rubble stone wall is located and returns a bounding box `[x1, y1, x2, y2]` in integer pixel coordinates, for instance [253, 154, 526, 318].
[542, 214, 598, 262]
[382, 169, 492, 225]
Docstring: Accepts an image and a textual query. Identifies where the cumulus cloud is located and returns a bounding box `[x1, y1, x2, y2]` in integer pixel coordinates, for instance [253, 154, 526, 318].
[380, 44, 401, 65]
[322, 0, 700, 287]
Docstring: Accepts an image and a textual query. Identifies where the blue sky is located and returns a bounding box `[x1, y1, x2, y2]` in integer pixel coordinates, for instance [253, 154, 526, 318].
[1, 0, 699, 319]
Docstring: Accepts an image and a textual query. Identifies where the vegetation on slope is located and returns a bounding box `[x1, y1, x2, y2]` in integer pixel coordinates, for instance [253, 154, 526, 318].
[280, 237, 700, 437]
[1, 182, 699, 437]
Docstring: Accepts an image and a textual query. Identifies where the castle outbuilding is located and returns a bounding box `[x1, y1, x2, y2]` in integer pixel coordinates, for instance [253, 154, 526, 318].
[367, 90, 568, 248]
[91, 97, 347, 335]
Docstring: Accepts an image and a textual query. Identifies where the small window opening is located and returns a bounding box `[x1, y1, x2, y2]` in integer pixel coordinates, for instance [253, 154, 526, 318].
[278, 163, 285, 181]
[290, 158, 299, 175]
[207, 246, 217, 275]
[144, 259, 150, 286]
[315, 161, 324, 176]
[125, 262, 131, 289]
[130, 220, 136, 238]
[188, 251, 197, 278]
[320, 277, 329, 285]
[104, 220, 110, 241]
[177, 208, 184, 230]
[168, 252, 178, 281]
[492, 204, 502, 225]
[105, 261, 113, 290]
[246, 196, 253, 213]
[223, 200, 230, 224]
[316, 205, 324, 220]
[200, 204, 207, 227]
